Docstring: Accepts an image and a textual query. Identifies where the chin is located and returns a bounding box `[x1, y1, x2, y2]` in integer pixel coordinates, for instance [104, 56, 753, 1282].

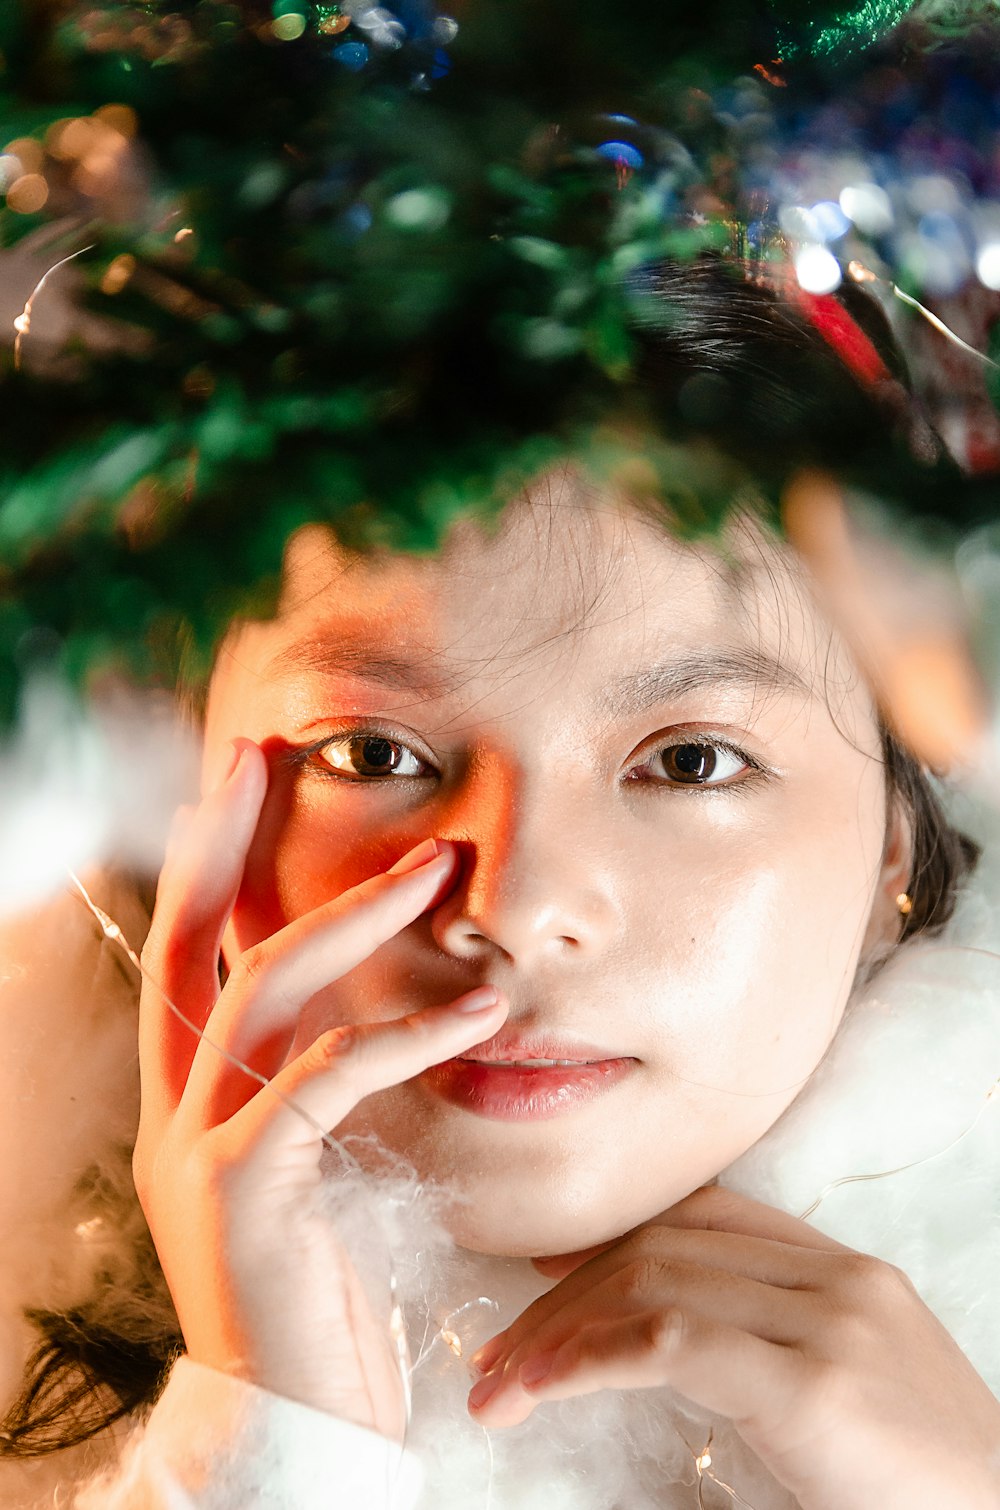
[431, 1178, 637, 1259]
[343, 1100, 681, 1255]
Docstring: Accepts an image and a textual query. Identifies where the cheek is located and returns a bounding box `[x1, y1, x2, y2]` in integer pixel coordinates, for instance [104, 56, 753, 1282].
[632, 768, 885, 1095]
[226, 770, 425, 954]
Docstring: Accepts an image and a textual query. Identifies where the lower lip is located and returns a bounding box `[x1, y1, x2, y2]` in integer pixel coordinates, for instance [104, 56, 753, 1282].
[417, 1058, 635, 1121]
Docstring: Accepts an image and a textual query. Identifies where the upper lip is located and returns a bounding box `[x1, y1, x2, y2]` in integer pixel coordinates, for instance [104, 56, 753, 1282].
[456, 1030, 631, 1064]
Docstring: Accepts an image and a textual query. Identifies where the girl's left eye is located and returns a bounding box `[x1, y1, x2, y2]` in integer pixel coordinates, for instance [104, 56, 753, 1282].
[309, 732, 428, 780]
[629, 739, 755, 788]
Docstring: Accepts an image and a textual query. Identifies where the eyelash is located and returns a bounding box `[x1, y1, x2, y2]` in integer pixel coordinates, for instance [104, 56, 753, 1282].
[287, 727, 771, 795]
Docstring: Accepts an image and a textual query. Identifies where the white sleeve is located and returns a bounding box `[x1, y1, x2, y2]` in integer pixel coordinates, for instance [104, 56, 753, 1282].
[71, 1356, 424, 1510]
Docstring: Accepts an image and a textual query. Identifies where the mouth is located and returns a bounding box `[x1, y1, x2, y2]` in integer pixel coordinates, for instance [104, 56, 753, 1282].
[455, 1030, 627, 1066]
[459, 1057, 600, 1068]
[418, 1032, 637, 1121]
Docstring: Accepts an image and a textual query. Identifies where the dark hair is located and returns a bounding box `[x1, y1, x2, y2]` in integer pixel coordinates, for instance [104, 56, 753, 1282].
[0, 254, 982, 1463]
[622, 254, 982, 934]
[625, 253, 951, 485]
[881, 719, 981, 943]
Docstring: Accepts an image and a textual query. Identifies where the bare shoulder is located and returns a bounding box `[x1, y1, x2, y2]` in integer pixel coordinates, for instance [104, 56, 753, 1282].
[0, 868, 154, 1007]
[0, 867, 155, 1294]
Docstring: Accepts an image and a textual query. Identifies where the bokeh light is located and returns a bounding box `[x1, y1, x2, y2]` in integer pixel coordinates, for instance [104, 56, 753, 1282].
[794, 243, 843, 294]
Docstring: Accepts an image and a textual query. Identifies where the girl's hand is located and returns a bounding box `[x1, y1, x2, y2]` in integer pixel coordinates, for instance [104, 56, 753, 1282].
[132, 740, 508, 1443]
[466, 1184, 1000, 1510]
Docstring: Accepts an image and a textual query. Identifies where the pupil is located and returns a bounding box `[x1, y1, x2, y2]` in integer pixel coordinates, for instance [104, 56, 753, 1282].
[670, 744, 715, 780]
[356, 736, 398, 772]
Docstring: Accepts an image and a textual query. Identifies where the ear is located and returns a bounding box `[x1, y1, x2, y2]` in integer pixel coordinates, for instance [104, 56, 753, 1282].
[861, 794, 915, 959]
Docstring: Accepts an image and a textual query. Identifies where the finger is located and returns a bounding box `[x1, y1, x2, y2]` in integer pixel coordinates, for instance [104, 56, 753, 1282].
[469, 1307, 802, 1434]
[651, 1183, 855, 1255]
[476, 1252, 811, 1401]
[138, 742, 267, 1126]
[473, 1221, 839, 1375]
[147, 741, 265, 977]
[533, 1186, 853, 1263]
[214, 989, 510, 1157]
[181, 841, 462, 1128]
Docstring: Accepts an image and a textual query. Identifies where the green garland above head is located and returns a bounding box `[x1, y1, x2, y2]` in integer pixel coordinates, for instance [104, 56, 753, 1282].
[0, 0, 997, 726]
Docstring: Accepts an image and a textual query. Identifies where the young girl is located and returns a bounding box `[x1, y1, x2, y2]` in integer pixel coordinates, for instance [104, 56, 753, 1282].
[1, 259, 999, 1510]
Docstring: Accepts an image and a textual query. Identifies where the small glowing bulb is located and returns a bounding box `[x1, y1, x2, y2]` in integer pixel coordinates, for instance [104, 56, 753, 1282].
[695, 1450, 712, 1471]
[74, 1216, 105, 1239]
[794, 243, 842, 295]
[13, 313, 29, 334]
[848, 259, 879, 284]
[440, 1328, 463, 1358]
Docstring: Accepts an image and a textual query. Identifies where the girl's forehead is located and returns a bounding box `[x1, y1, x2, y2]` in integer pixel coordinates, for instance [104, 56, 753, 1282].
[272, 498, 830, 683]
[209, 494, 876, 749]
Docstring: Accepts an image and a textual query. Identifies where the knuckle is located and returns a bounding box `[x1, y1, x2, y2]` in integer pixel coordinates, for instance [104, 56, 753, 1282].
[837, 1251, 909, 1304]
[394, 1011, 431, 1047]
[227, 945, 272, 994]
[646, 1306, 685, 1359]
[305, 1026, 355, 1072]
[619, 1256, 663, 1303]
[629, 1226, 665, 1261]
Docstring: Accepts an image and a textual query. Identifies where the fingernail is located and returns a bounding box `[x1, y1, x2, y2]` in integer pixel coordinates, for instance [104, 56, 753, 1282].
[470, 1336, 504, 1374]
[468, 1371, 502, 1411]
[454, 986, 501, 1013]
[518, 1353, 555, 1388]
[388, 838, 446, 875]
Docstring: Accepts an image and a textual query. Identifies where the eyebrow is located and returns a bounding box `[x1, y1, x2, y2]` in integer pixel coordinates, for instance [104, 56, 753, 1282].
[596, 647, 816, 719]
[266, 632, 815, 712]
[265, 633, 456, 698]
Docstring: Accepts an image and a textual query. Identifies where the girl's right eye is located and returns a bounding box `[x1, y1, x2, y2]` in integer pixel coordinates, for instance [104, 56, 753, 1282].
[311, 732, 430, 780]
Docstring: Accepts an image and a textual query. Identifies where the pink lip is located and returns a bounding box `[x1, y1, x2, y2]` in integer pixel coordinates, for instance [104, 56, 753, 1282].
[454, 1030, 625, 1064]
[418, 1032, 637, 1121]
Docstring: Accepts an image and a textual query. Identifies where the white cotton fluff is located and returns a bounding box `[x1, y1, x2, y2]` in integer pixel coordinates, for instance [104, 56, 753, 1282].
[304, 1153, 771, 1510]
[0, 678, 197, 919]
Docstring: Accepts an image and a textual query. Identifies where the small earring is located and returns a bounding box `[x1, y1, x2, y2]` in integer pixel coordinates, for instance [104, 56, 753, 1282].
[895, 892, 913, 916]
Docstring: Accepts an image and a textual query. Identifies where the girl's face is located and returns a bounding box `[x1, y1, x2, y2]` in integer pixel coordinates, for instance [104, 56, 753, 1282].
[203, 486, 906, 1256]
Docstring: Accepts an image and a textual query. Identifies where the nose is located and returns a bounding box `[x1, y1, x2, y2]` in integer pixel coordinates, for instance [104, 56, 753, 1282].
[428, 769, 621, 969]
